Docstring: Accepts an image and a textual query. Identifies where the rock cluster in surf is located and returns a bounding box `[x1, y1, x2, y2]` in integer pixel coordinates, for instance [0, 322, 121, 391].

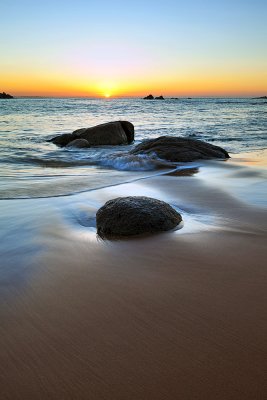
[48, 121, 134, 147]
[96, 196, 182, 239]
[48, 121, 229, 162]
[49, 121, 230, 239]
[130, 136, 230, 162]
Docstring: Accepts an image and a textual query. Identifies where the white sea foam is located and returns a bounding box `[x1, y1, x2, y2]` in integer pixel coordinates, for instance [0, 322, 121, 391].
[100, 152, 176, 171]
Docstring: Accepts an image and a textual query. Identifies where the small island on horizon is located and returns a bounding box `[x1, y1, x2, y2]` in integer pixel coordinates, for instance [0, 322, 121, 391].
[143, 94, 165, 100]
[0, 92, 14, 99]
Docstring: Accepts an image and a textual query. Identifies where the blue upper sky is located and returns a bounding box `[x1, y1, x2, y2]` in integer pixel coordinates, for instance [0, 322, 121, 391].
[1, 0, 267, 96]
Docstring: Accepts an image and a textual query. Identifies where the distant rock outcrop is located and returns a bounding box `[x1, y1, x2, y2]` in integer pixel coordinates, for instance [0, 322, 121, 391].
[130, 136, 230, 162]
[48, 121, 134, 147]
[143, 94, 165, 100]
[252, 96, 267, 99]
[96, 196, 182, 239]
[143, 94, 154, 99]
[0, 92, 13, 99]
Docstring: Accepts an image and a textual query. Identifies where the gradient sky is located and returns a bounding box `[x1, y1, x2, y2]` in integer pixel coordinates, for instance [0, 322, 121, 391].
[1, 0, 267, 97]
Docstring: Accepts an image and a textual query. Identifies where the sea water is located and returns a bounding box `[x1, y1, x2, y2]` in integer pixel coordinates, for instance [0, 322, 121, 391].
[0, 97, 266, 199]
[0, 96, 267, 280]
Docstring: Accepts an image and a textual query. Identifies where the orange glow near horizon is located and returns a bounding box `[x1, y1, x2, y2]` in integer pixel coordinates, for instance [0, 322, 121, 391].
[1, 1, 267, 98]
[3, 71, 267, 98]
[2, 63, 267, 98]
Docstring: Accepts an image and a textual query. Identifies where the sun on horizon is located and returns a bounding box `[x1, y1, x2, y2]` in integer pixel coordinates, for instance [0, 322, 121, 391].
[96, 81, 118, 99]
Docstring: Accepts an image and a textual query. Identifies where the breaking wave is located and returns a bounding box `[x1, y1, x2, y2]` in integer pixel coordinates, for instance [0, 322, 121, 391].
[100, 152, 176, 171]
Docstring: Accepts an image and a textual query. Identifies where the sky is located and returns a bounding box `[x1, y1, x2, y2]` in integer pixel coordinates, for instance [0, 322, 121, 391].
[1, 0, 267, 97]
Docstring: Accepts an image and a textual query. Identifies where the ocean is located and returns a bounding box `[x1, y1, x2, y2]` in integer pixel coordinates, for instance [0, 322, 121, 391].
[1, 97, 266, 199]
[1, 96, 267, 269]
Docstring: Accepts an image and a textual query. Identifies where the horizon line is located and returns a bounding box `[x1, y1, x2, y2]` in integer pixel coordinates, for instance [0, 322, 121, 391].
[7, 94, 266, 99]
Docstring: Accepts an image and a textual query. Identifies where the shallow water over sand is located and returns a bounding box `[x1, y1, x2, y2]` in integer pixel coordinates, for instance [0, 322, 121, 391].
[1, 98, 267, 399]
[1, 154, 266, 285]
[1, 155, 267, 399]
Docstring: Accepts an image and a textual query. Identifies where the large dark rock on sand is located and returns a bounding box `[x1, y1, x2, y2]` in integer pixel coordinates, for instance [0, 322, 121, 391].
[49, 121, 134, 147]
[130, 136, 229, 162]
[96, 196, 182, 239]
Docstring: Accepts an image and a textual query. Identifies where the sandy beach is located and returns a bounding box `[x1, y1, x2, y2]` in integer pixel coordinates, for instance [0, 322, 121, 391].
[1, 152, 267, 399]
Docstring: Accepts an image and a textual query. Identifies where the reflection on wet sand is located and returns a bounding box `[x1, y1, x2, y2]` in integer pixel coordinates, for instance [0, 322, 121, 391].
[0, 156, 267, 399]
[164, 166, 199, 176]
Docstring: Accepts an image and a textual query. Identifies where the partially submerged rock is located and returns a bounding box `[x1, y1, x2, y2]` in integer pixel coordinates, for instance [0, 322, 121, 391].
[66, 138, 89, 148]
[130, 136, 229, 162]
[50, 133, 74, 147]
[155, 95, 164, 100]
[96, 196, 182, 239]
[49, 121, 134, 147]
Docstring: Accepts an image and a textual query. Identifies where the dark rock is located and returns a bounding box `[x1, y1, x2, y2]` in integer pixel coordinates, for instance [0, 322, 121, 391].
[71, 128, 86, 136]
[252, 96, 267, 99]
[144, 95, 165, 100]
[96, 196, 182, 239]
[0, 92, 13, 99]
[48, 121, 134, 147]
[120, 121, 135, 144]
[73, 121, 128, 145]
[130, 136, 229, 162]
[48, 133, 74, 147]
[66, 138, 90, 148]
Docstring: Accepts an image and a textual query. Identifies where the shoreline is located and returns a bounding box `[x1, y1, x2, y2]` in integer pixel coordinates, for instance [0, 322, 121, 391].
[1, 151, 267, 399]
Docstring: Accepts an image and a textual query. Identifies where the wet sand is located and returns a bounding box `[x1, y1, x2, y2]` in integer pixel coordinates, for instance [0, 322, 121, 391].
[1, 153, 267, 399]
